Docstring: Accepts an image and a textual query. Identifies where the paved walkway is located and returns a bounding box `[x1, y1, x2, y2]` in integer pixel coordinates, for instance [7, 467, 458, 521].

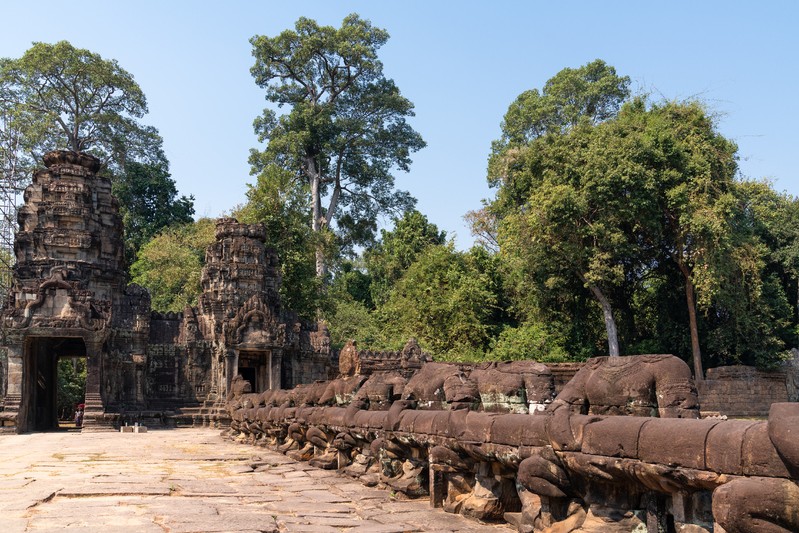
[0, 428, 511, 532]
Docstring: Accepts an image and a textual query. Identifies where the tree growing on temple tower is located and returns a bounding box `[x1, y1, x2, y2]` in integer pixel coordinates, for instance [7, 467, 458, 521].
[0, 41, 194, 261]
[0, 40, 164, 176]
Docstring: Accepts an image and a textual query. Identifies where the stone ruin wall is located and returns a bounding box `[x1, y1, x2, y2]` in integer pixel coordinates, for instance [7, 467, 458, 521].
[225, 348, 799, 533]
[698, 365, 796, 418]
[338, 345, 798, 419]
[0, 151, 332, 432]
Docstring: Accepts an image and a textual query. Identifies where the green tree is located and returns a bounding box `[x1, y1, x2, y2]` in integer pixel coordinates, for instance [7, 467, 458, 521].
[0, 105, 27, 188]
[57, 358, 86, 421]
[0, 41, 164, 177]
[364, 210, 446, 306]
[490, 322, 568, 362]
[619, 100, 741, 378]
[486, 61, 633, 358]
[324, 295, 381, 350]
[495, 120, 654, 357]
[249, 14, 426, 279]
[113, 160, 195, 260]
[236, 164, 323, 319]
[130, 219, 216, 312]
[493, 94, 793, 370]
[490, 59, 629, 161]
[737, 180, 799, 318]
[709, 179, 799, 367]
[378, 244, 497, 358]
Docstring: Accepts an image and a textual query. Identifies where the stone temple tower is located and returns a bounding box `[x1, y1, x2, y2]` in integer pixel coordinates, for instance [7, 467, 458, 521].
[0, 152, 331, 433]
[0, 151, 149, 432]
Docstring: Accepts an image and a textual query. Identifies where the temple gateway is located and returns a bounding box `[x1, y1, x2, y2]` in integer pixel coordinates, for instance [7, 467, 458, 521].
[0, 151, 331, 433]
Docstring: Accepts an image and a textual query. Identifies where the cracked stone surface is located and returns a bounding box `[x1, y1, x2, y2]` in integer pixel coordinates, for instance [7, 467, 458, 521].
[0, 429, 510, 532]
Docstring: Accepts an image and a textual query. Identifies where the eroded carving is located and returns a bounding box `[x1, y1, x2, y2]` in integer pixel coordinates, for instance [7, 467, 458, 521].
[224, 352, 798, 532]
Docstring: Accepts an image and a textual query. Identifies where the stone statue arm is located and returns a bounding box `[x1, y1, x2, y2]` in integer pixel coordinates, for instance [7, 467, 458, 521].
[543, 367, 595, 451]
[546, 364, 591, 416]
[768, 402, 799, 477]
[653, 356, 700, 418]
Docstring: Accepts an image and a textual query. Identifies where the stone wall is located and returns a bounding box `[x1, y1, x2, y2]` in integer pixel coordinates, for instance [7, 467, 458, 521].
[1, 152, 332, 432]
[698, 365, 791, 418]
[547, 361, 797, 418]
[149, 312, 183, 345]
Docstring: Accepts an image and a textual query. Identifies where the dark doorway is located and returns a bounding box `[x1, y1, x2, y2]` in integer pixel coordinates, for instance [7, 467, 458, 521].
[238, 350, 271, 392]
[239, 367, 257, 393]
[25, 337, 87, 431]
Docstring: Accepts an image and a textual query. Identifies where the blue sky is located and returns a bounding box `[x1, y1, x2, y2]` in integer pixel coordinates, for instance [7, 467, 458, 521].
[2, 1, 797, 249]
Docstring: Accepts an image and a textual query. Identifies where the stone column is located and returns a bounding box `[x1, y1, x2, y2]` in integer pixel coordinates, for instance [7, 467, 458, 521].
[82, 339, 111, 432]
[270, 349, 282, 390]
[1, 342, 24, 433]
[224, 350, 237, 399]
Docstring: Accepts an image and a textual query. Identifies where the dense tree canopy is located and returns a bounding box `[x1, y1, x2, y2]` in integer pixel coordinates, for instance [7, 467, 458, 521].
[489, 59, 630, 169]
[314, 60, 798, 371]
[377, 243, 498, 358]
[487, 61, 636, 357]
[0, 41, 164, 178]
[482, 62, 796, 370]
[113, 160, 195, 260]
[364, 210, 446, 306]
[249, 14, 425, 278]
[237, 164, 323, 320]
[130, 219, 216, 313]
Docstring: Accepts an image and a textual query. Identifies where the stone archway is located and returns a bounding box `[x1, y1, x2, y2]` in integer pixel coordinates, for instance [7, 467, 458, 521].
[23, 337, 87, 431]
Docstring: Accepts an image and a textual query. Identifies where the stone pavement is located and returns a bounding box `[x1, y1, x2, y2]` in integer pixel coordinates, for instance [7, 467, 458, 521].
[0, 428, 511, 532]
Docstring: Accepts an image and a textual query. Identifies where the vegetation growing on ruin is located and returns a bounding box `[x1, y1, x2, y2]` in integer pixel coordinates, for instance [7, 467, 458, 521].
[130, 218, 216, 312]
[4, 25, 798, 372]
[0, 41, 194, 262]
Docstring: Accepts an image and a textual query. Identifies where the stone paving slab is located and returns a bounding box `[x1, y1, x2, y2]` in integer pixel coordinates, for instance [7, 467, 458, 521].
[0, 428, 511, 532]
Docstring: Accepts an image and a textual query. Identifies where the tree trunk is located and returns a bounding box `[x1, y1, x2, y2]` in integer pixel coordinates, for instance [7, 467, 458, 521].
[583, 278, 620, 357]
[306, 155, 327, 279]
[677, 262, 703, 381]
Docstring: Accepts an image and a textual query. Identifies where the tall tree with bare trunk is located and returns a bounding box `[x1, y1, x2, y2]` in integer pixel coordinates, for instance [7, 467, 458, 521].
[249, 14, 425, 280]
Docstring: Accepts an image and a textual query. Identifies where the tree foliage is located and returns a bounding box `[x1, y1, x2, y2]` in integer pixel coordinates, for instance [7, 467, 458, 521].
[489, 322, 569, 363]
[483, 61, 795, 370]
[130, 219, 216, 313]
[0, 41, 164, 178]
[364, 210, 446, 306]
[489, 59, 630, 168]
[237, 164, 323, 319]
[57, 358, 86, 421]
[487, 62, 635, 357]
[324, 214, 504, 359]
[113, 160, 195, 260]
[377, 244, 498, 358]
[249, 14, 425, 278]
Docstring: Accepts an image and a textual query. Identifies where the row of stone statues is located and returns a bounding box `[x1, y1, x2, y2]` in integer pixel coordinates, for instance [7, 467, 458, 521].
[225, 352, 799, 532]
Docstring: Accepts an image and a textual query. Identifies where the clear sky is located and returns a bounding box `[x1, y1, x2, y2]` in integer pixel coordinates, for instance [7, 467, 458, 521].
[1, 1, 797, 249]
